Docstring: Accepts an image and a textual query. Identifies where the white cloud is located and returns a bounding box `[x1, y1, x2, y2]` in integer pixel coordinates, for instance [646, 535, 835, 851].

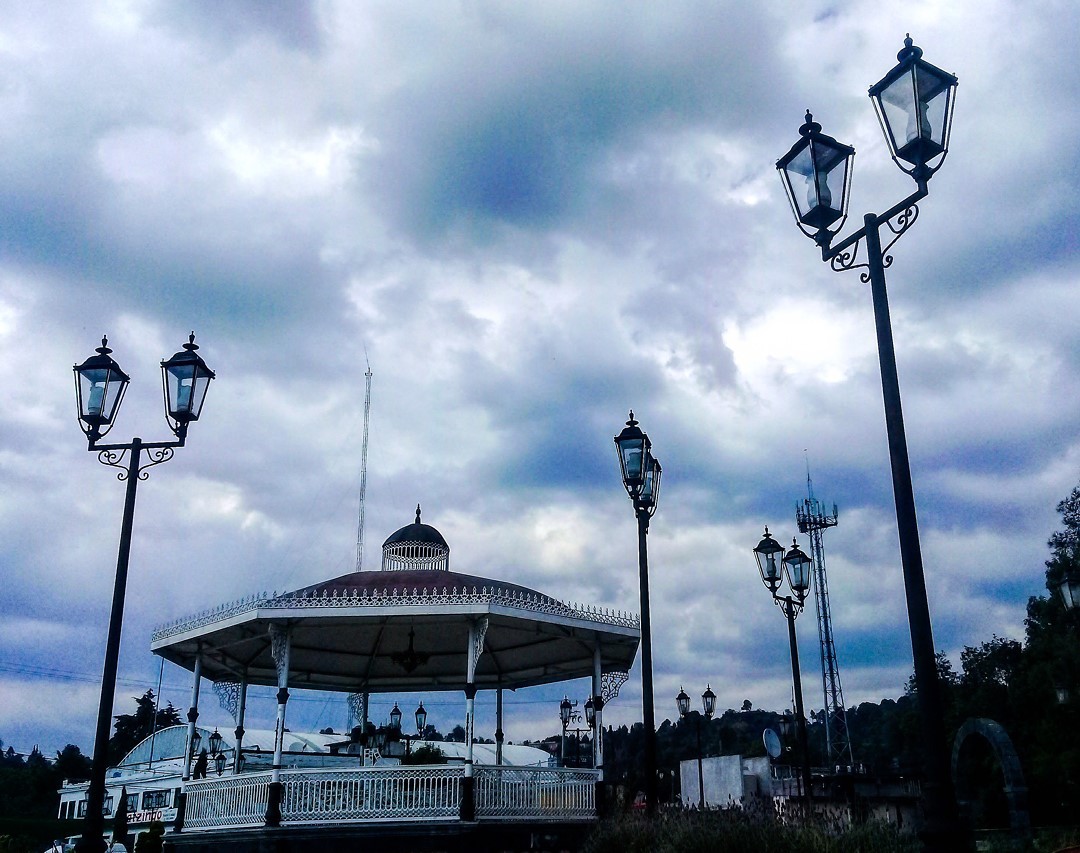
[1, 0, 1078, 757]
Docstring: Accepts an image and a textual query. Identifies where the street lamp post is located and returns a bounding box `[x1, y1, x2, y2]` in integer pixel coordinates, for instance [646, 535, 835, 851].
[676, 685, 716, 809]
[615, 411, 662, 817]
[559, 697, 579, 767]
[389, 701, 428, 756]
[753, 529, 814, 815]
[776, 35, 963, 852]
[73, 334, 215, 853]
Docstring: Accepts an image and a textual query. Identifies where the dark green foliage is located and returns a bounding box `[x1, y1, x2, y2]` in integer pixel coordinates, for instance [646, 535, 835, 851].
[134, 820, 164, 853]
[583, 808, 919, 853]
[401, 744, 447, 765]
[108, 691, 182, 766]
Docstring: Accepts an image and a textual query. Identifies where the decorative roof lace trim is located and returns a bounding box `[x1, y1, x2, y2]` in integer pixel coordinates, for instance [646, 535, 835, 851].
[152, 585, 640, 642]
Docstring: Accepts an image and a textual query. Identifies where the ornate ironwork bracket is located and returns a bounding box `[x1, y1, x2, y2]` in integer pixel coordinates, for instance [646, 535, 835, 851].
[269, 624, 290, 686]
[213, 680, 241, 724]
[601, 670, 629, 704]
[96, 445, 176, 481]
[347, 692, 367, 729]
[828, 203, 921, 282]
[469, 616, 489, 674]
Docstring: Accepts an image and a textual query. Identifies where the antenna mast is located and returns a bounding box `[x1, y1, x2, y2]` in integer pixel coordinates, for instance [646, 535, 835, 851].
[355, 356, 373, 572]
[796, 468, 853, 769]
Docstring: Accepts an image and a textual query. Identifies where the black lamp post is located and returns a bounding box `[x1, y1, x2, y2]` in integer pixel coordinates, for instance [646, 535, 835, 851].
[615, 411, 662, 816]
[208, 729, 227, 776]
[73, 334, 214, 853]
[676, 685, 715, 809]
[753, 528, 814, 814]
[559, 697, 579, 767]
[777, 36, 965, 853]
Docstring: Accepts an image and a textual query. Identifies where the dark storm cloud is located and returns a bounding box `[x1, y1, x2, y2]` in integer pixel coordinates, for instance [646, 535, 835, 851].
[364, 2, 786, 243]
[148, 0, 326, 53]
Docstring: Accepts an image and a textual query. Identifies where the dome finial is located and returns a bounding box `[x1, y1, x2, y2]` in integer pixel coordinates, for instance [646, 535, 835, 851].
[415, 504, 422, 524]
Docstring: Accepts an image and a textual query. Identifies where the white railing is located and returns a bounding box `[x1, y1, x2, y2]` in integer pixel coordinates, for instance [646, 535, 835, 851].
[281, 765, 463, 823]
[184, 770, 270, 830]
[475, 767, 597, 821]
[181, 764, 597, 831]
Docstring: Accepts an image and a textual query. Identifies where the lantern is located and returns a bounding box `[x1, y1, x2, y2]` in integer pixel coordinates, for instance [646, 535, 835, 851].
[161, 333, 215, 435]
[869, 36, 957, 179]
[74, 337, 130, 439]
[777, 112, 855, 241]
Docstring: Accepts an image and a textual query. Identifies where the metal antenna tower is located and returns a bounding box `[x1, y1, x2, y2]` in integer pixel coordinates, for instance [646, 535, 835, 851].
[355, 356, 373, 572]
[796, 469, 853, 769]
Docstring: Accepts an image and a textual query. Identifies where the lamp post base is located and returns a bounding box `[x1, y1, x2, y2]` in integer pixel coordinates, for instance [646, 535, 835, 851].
[264, 781, 282, 827]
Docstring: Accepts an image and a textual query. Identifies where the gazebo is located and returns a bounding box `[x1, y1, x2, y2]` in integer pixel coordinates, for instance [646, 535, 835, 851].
[150, 507, 640, 850]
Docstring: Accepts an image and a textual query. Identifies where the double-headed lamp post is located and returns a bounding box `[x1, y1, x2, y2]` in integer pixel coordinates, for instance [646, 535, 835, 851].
[676, 685, 716, 809]
[753, 528, 814, 814]
[776, 35, 963, 852]
[614, 411, 662, 816]
[73, 334, 215, 853]
[389, 701, 428, 756]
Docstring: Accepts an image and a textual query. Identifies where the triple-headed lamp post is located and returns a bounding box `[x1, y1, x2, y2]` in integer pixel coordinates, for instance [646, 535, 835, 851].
[776, 36, 964, 852]
[753, 529, 814, 814]
[614, 411, 662, 816]
[676, 685, 716, 810]
[73, 334, 215, 853]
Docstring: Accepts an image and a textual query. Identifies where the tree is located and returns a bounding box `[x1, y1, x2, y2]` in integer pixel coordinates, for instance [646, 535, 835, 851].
[109, 691, 182, 765]
[134, 820, 164, 853]
[113, 785, 130, 850]
[54, 744, 92, 782]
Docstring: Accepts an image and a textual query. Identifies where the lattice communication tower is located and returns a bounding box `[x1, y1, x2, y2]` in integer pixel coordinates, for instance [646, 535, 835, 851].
[796, 473, 853, 769]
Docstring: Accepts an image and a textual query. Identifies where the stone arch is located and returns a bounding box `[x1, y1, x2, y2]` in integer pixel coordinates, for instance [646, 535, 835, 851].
[951, 717, 1030, 843]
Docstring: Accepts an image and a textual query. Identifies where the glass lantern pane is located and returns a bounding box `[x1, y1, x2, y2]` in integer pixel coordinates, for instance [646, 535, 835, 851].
[620, 440, 644, 482]
[785, 552, 812, 593]
[879, 66, 949, 166]
[914, 65, 952, 147]
[788, 142, 846, 230]
[641, 456, 660, 504]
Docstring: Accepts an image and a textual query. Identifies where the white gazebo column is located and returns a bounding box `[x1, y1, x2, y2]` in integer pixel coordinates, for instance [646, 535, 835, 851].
[234, 674, 248, 774]
[265, 624, 291, 827]
[460, 617, 487, 821]
[174, 652, 202, 832]
[495, 687, 504, 766]
[592, 647, 604, 814]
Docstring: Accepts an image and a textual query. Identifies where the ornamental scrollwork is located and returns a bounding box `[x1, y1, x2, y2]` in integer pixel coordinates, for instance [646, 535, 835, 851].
[601, 670, 630, 704]
[470, 616, 489, 674]
[212, 680, 241, 723]
[347, 692, 367, 728]
[269, 624, 290, 686]
[96, 445, 176, 481]
[879, 203, 920, 263]
[829, 240, 870, 279]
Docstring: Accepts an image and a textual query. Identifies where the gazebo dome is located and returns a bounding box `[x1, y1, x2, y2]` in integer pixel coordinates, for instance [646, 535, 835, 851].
[381, 505, 449, 571]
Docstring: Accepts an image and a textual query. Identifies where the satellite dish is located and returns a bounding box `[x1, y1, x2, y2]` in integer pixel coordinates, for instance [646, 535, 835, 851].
[763, 728, 782, 760]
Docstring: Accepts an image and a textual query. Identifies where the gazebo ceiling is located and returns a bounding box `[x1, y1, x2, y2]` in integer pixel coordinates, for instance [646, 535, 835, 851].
[151, 568, 641, 692]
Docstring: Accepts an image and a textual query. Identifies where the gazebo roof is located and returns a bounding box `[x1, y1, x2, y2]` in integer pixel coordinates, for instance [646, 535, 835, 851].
[151, 567, 640, 692]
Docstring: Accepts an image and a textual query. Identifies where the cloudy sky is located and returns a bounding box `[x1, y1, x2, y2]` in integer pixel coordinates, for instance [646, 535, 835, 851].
[2, 0, 1078, 759]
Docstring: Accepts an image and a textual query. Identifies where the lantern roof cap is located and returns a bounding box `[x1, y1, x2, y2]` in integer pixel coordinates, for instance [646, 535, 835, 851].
[897, 34, 923, 62]
[382, 505, 449, 549]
